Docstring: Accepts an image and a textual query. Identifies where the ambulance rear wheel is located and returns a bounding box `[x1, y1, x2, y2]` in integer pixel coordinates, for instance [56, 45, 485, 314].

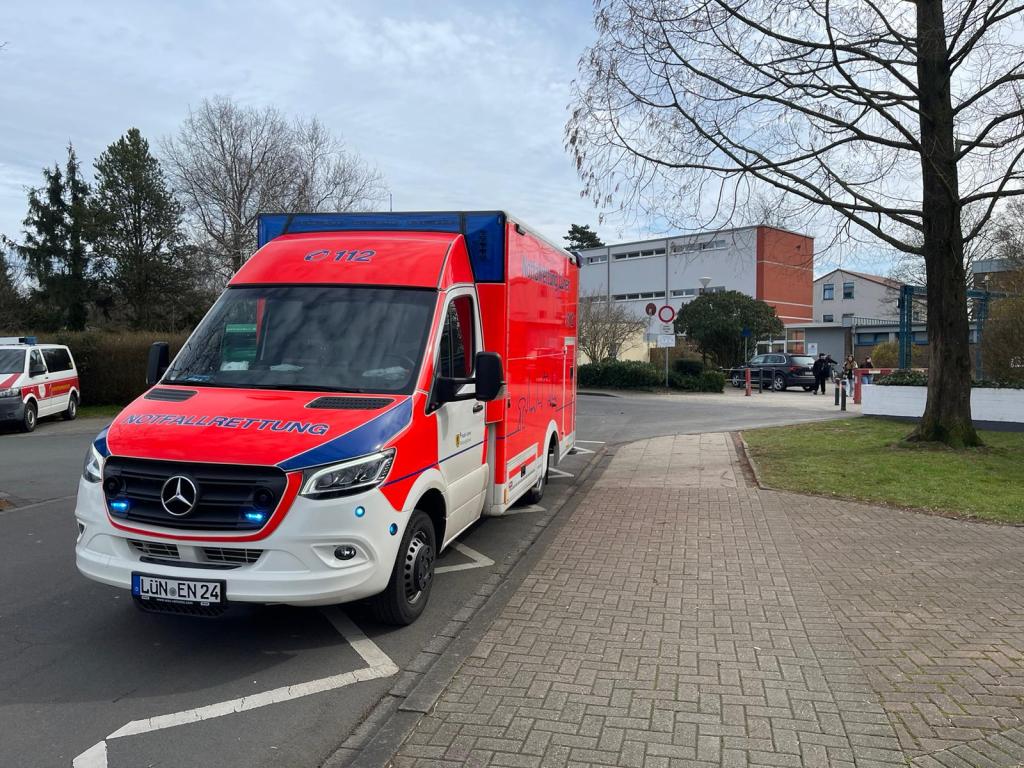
[63, 394, 78, 421]
[20, 402, 37, 433]
[372, 510, 436, 626]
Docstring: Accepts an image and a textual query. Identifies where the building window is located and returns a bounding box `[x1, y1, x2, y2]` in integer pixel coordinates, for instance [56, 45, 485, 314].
[612, 248, 665, 261]
[822, 283, 834, 301]
[707, 286, 726, 293]
[670, 288, 698, 297]
[587, 255, 607, 265]
[843, 281, 854, 299]
[823, 314, 834, 323]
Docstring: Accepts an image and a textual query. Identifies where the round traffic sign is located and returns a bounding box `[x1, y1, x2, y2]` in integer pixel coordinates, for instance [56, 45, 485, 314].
[645, 302, 657, 317]
[658, 305, 676, 323]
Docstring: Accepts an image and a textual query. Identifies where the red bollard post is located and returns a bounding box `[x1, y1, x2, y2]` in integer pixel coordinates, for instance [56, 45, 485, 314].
[854, 368, 863, 405]
[745, 367, 751, 396]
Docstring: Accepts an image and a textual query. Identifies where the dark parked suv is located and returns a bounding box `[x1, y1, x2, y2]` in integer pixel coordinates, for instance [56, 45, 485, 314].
[728, 353, 817, 391]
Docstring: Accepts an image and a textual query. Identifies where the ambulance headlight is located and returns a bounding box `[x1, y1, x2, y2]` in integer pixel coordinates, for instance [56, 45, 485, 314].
[82, 445, 104, 483]
[0, 386, 20, 398]
[300, 449, 396, 499]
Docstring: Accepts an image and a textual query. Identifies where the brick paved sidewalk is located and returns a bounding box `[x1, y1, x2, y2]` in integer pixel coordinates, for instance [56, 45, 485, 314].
[392, 434, 1024, 768]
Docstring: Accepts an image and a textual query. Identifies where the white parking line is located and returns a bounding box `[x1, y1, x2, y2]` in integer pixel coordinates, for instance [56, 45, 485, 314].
[72, 609, 397, 768]
[547, 467, 575, 479]
[434, 541, 494, 573]
[575, 440, 605, 444]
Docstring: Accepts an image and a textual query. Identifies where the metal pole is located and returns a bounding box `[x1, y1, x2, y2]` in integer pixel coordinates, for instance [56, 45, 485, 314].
[745, 367, 751, 396]
[840, 382, 847, 411]
[665, 347, 669, 388]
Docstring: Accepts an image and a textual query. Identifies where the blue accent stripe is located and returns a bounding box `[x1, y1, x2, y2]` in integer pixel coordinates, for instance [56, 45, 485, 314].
[381, 439, 485, 488]
[93, 425, 111, 458]
[278, 399, 413, 472]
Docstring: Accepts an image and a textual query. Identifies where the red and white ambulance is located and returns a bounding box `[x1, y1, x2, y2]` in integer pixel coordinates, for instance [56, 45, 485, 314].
[0, 337, 80, 432]
[75, 212, 579, 623]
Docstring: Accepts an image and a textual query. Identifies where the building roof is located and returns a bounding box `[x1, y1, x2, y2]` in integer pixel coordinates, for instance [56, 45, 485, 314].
[814, 268, 901, 290]
[575, 224, 811, 253]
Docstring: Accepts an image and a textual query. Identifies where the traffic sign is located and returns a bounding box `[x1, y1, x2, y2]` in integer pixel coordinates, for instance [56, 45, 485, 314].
[657, 305, 676, 323]
[660, 323, 674, 334]
[645, 303, 657, 316]
[656, 334, 676, 348]
[741, 327, 752, 338]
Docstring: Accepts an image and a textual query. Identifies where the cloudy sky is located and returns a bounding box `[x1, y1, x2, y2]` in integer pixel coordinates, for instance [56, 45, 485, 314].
[1, 1, 876, 274]
[0, 1, 638, 245]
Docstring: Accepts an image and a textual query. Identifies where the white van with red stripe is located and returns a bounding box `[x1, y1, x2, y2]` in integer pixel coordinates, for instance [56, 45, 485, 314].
[0, 337, 81, 432]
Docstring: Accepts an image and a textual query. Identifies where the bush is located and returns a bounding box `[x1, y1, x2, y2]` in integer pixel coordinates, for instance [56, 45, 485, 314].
[871, 339, 925, 368]
[668, 370, 726, 392]
[874, 369, 928, 386]
[672, 357, 704, 377]
[44, 331, 188, 405]
[578, 360, 661, 389]
[981, 296, 1024, 385]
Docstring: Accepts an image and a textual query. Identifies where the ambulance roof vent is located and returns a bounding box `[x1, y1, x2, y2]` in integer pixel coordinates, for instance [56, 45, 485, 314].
[145, 388, 197, 402]
[305, 396, 394, 410]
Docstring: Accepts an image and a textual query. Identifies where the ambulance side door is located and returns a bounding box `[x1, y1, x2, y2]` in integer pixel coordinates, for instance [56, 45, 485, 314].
[432, 291, 487, 543]
[26, 348, 53, 415]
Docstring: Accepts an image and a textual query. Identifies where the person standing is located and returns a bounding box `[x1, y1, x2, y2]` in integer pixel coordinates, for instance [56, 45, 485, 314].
[843, 355, 858, 396]
[862, 355, 874, 385]
[811, 353, 829, 395]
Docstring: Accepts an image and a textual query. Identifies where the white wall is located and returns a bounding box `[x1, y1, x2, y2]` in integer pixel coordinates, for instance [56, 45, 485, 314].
[862, 385, 1024, 423]
[813, 270, 898, 324]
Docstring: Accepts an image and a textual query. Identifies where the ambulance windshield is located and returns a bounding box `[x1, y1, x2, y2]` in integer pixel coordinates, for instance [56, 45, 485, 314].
[0, 349, 26, 374]
[164, 285, 435, 394]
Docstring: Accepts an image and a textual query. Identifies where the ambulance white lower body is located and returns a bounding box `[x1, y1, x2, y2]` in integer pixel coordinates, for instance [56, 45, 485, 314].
[74, 477, 408, 608]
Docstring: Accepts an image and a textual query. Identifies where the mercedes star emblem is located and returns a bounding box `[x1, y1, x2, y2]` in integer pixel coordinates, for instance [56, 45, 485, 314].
[160, 475, 198, 516]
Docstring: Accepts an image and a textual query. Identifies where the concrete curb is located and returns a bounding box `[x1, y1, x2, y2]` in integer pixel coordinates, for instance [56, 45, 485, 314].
[733, 431, 767, 489]
[323, 445, 611, 768]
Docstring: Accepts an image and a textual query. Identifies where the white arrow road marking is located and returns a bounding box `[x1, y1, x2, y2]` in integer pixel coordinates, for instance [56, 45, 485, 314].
[72, 609, 396, 768]
[547, 467, 575, 479]
[434, 541, 494, 573]
[569, 446, 595, 455]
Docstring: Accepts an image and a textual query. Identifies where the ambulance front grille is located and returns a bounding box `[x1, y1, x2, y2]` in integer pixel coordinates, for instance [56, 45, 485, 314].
[128, 539, 180, 560]
[202, 547, 263, 565]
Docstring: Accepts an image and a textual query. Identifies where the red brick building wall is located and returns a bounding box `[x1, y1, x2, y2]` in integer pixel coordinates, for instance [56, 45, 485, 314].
[756, 227, 814, 324]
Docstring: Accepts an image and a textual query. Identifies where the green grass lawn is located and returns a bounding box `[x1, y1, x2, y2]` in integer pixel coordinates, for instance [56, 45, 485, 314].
[743, 417, 1024, 523]
[77, 404, 123, 419]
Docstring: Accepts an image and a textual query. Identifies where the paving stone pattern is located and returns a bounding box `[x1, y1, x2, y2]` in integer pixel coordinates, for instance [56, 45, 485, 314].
[392, 434, 1024, 767]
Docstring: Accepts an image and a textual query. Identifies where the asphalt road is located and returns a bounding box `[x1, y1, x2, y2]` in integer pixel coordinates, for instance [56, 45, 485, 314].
[0, 389, 848, 768]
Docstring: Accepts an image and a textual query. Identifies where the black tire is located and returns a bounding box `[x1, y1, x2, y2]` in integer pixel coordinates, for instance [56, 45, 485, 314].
[63, 393, 78, 421]
[371, 510, 436, 626]
[802, 386, 813, 392]
[523, 440, 554, 505]
[731, 373, 742, 388]
[20, 401, 37, 433]
[772, 374, 787, 392]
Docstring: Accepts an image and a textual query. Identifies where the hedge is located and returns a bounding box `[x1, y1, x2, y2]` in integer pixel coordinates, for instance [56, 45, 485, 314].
[41, 331, 188, 406]
[874, 369, 1024, 389]
[579, 361, 725, 392]
[669, 370, 726, 392]
[578, 360, 661, 389]
[671, 358, 705, 377]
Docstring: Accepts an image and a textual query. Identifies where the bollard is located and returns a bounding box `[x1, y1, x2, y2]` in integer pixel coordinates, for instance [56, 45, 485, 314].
[854, 368, 863, 404]
[745, 367, 751, 397]
[840, 383, 847, 411]
[758, 368, 763, 393]
[834, 381, 840, 406]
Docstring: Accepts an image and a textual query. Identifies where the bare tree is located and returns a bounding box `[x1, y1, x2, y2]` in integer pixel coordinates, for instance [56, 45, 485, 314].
[577, 292, 650, 362]
[162, 97, 386, 281]
[568, 0, 1024, 447]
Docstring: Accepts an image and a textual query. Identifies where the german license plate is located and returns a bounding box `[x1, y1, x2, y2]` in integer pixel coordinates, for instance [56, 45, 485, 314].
[132, 573, 224, 605]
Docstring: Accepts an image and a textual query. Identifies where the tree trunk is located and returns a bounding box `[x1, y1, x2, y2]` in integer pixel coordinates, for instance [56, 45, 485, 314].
[912, 0, 980, 447]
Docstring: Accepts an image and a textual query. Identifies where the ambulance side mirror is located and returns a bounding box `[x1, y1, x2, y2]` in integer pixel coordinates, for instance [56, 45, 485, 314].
[146, 342, 170, 386]
[473, 352, 504, 402]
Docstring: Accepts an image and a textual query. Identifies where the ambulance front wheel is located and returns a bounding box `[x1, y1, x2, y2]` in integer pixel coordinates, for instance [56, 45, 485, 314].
[371, 509, 436, 626]
[20, 401, 37, 433]
[63, 393, 78, 421]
